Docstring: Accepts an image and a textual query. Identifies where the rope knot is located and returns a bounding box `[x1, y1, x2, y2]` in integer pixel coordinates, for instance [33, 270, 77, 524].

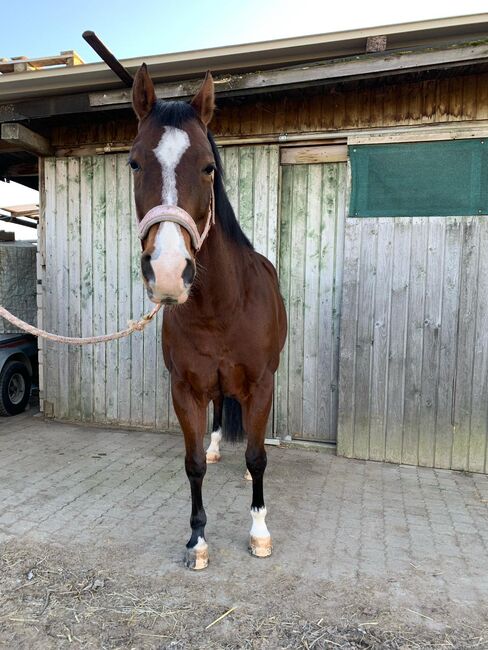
[128, 319, 146, 332]
[128, 304, 162, 333]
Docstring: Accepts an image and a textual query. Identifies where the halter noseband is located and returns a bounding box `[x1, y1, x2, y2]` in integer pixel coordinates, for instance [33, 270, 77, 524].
[137, 174, 215, 252]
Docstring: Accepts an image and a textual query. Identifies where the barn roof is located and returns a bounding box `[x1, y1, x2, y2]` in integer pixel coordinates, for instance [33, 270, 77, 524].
[1, 13, 487, 102]
[1, 13, 487, 191]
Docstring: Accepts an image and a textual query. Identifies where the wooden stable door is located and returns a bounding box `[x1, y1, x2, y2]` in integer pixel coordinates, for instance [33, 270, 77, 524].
[276, 162, 347, 442]
[220, 146, 347, 442]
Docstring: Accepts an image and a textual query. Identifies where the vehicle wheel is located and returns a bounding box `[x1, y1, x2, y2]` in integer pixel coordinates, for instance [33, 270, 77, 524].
[0, 361, 32, 416]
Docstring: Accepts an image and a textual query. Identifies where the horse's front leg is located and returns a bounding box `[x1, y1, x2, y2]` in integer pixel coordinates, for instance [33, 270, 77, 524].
[241, 374, 274, 558]
[172, 380, 209, 570]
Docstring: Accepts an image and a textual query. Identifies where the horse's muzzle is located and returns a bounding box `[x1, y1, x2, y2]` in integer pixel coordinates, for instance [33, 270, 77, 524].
[141, 250, 194, 305]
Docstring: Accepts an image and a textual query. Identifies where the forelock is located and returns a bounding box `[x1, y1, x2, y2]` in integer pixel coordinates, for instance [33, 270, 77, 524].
[151, 100, 198, 128]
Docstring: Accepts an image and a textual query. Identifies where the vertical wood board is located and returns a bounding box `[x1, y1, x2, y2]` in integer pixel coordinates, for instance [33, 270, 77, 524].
[277, 162, 347, 441]
[338, 215, 488, 472]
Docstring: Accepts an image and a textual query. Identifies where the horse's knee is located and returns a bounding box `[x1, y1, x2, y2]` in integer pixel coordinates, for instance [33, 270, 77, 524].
[245, 447, 267, 476]
[185, 451, 206, 480]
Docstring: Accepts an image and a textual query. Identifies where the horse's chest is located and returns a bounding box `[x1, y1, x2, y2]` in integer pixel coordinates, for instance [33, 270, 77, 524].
[164, 323, 264, 394]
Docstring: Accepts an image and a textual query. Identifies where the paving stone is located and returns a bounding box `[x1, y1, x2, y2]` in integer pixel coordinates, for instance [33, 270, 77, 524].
[1, 409, 488, 609]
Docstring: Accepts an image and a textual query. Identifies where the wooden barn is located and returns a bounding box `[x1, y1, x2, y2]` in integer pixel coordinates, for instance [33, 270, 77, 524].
[1, 14, 488, 472]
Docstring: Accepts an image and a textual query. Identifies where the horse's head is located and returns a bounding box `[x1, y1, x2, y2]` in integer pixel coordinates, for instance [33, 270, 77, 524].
[130, 64, 216, 305]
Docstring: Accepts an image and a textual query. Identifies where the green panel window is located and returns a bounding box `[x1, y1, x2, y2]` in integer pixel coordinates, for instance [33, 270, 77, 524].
[349, 138, 488, 217]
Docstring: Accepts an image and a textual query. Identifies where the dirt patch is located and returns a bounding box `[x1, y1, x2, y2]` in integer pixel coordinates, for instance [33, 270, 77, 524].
[1, 540, 486, 649]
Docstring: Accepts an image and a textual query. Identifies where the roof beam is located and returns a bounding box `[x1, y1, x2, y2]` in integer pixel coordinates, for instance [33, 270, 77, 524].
[0, 41, 487, 124]
[0, 123, 53, 155]
[0, 215, 38, 229]
[89, 42, 488, 108]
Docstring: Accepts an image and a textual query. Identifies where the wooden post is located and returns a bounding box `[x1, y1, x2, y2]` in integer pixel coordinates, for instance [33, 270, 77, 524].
[366, 36, 387, 52]
[60, 50, 84, 67]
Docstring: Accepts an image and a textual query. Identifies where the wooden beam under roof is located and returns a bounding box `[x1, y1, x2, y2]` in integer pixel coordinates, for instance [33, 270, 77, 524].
[0, 204, 39, 218]
[0, 123, 53, 156]
[1, 41, 487, 123]
[89, 42, 488, 107]
[0, 14, 487, 103]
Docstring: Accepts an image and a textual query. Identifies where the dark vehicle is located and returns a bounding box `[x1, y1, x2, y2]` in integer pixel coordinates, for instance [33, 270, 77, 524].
[0, 333, 38, 416]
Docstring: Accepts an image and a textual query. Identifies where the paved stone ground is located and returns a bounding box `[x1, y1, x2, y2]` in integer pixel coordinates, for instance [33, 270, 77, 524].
[1, 409, 488, 647]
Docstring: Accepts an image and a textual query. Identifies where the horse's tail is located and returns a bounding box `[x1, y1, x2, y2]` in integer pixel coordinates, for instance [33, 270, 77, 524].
[221, 397, 245, 443]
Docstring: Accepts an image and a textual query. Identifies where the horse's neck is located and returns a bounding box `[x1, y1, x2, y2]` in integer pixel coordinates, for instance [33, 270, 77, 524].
[191, 223, 247, 318]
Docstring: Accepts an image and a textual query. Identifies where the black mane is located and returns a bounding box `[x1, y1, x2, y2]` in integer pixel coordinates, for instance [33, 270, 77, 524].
[151, 100, 253, 250]
[207, 131, 253, 250]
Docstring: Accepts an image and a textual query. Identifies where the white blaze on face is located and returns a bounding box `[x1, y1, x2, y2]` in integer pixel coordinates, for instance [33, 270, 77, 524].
[148, 127, 192, 302]
[153, 126, 190, 205]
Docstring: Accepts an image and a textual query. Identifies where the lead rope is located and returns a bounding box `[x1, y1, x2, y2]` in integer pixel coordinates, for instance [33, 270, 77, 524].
[0, 176, 216, 346]
[0, 303, 162, 346]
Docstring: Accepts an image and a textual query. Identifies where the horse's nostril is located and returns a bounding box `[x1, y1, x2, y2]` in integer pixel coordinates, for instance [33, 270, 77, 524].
[182, 259, 195, 286]
[141, 252, 155, 283]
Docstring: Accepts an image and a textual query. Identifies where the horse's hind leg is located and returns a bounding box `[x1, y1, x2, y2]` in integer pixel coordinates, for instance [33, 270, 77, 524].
[206, 396, 223, 463]
[242, 375, 273, 558]
[172, 382, 209, 570]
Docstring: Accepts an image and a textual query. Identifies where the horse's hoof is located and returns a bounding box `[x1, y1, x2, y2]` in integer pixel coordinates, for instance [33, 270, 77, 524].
[184, 542, 209, 570]
[206, 451, 221, 464]
[249, 535, 272, 558]
[244, 469, 252, 481]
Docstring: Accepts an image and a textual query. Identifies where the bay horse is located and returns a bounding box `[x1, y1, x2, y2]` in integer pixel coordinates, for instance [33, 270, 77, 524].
[130, 64, 287, 569]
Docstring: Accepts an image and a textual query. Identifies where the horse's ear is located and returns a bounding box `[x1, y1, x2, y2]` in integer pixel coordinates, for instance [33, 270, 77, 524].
[191, 71, 215, 127]
[132, 63, 157, 121]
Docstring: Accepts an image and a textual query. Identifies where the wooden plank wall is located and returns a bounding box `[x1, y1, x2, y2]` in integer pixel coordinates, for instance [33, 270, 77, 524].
[50, 72, 488, 149]
[41, 148, 280, 430]
[338, 216, 488, 472]
[219, 145, 279, 266]
[277, 163, 347, 441]
[212, 73, 488, 137]
[43, 155, 170, 429]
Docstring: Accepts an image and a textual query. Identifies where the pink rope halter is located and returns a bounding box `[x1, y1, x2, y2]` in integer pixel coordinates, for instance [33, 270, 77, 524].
[137, 175, 215, 252]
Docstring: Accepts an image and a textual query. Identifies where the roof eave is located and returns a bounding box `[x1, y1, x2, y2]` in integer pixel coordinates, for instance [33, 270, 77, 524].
[0, 13, 487, 102]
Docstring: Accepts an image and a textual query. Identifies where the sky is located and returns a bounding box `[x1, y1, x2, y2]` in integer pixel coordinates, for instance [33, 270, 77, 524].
[0, 1, 486, 240]
[1, 0, 487, 63]
[0, 182, 38, 241]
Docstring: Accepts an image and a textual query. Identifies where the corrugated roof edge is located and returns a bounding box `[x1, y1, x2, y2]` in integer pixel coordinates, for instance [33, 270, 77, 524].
[1, 13, 487, 101]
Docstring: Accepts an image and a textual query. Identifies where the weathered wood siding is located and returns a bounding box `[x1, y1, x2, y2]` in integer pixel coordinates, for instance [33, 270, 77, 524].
[338, 216, 488, 472]
[219, 146, 279, 265]
[277, 162, 347, 441]
[41, 148, 280, 430]
[42, 155, 167, 428]
[50, 72, 488, 150]
[213, 73, 488, 137]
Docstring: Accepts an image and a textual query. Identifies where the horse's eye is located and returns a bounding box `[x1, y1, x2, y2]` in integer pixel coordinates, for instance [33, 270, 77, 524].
[203, 164, 215, 175]
[128, 159, 141, 172]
